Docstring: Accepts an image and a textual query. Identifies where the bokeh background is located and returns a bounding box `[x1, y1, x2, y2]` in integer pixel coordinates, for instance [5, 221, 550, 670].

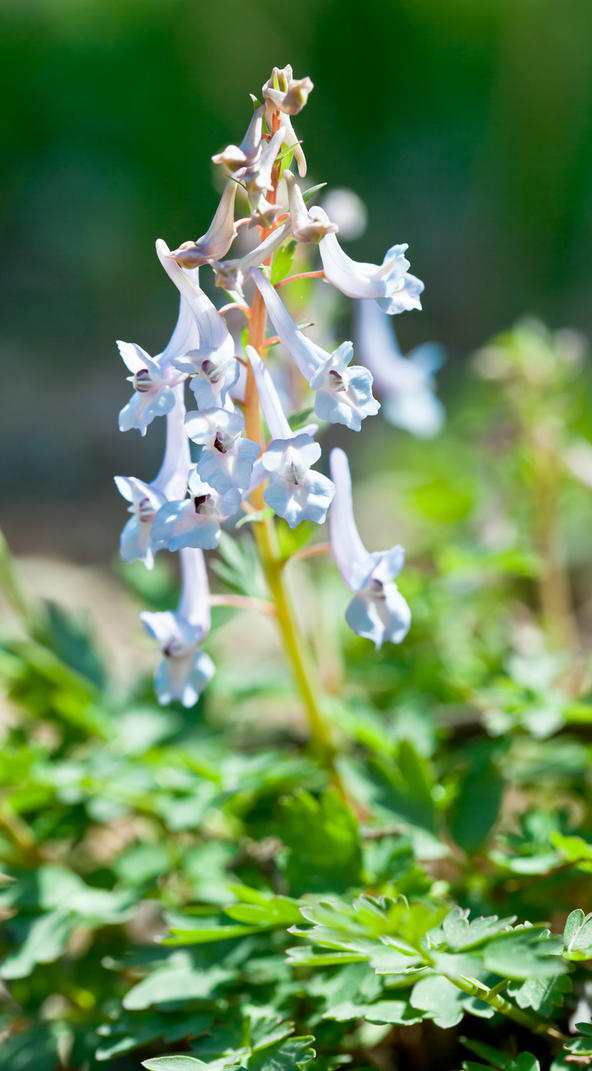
[3, 0, 592, 563]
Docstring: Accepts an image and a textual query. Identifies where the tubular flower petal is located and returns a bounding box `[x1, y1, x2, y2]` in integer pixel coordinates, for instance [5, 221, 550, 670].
[152, 470, 241, 552]
[213, 221, 292, 295]
[185, 407, 260, 493]
[316, 208, 424, 314]
[168, 181, 238, 267]
[141, 548, 214, 706]
[285, 172, 338, 243]
[211, 107, 263, 176]
[156, 240, 238, 404]
[329, 448, 411, 649]
[355, 299, 445, 438]
[251, 270, 379, 430]
[262, 65, 313, 116]
[249, 193, 283, 229]
[243, 127, 285, 198]
[247, 347, 334, 528]
[114, 385, 191, 567]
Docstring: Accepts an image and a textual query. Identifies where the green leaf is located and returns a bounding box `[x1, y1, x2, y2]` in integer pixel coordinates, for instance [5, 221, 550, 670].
[143, 1060, 209, 1071]
[506, 974, 572, 1015]
[410, 975, 466, 1028]
[483, 929, 566, 979]
[271, 242, 296, 286]
[551, 832, 592, 871]
[277, 789, 363, 896]
[123, 963, 232, 1009]
[564, 1023, 592, 1056]
[1, 911, 74, 979]
[323, 998, 424, 1025]
[441, 907, 516, 951]
[563, 908, 592, 958]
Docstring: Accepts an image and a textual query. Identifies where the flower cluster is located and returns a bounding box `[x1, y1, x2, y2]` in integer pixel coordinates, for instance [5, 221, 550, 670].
[114, 65, 434, 706]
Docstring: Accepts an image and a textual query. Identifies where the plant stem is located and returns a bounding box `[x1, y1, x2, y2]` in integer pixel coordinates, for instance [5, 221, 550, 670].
[246, 289, 333, 757]
[447, 973, 568, 1042]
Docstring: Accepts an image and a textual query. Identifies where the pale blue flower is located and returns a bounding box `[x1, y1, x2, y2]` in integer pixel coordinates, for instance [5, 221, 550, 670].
[141, 548, 214, 707]
[114, 385, 191, 568]
[329, 448, 411, 649]
[114, 476, 166, 570]
[309, 341, 380, 431]
[167, 181, 238, 267]
[152, 470, 240, 552]
[247, 346, 334, 528]
[355, 299, 445, 438]
[251, 269, 379, 431]
[185, 407, 260, 494]
[117, 341, 182, 436]
[155, 240, 238, 406]
[316, 209, 424, 315]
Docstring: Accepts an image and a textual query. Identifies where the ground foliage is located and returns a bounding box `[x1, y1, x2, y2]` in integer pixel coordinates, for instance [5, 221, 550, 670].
[3, 324, 592, 1069]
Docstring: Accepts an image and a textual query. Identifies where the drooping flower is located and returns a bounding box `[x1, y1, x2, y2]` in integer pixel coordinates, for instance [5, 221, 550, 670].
[247, 346, 334, 528]
[211, 106, 264, 176]
[251, 269, 379, 431]
[141, 547, 214, 706]
[117, 341, 183, 436]
[168, 181, 238, 267]
[355, 299, 445, 438]
[155, 239, 238, 407]
[185, 407, 260, 493]
[152, 469, 241, 552]
[315, 207, 424, 315]
[285, 172, 338, 243]
[329, 448, 411, 648]
[115, 384, 191, 567]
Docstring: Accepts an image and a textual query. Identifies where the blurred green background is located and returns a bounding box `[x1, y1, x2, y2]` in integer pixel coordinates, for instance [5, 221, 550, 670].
[3, 0, 592, 560]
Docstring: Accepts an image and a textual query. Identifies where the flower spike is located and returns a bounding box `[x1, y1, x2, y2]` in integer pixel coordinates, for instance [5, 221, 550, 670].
[329, 448, 411, 648]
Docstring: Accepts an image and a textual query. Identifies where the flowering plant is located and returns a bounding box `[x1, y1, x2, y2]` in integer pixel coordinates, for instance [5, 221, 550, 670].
[115, 64, 429, 755]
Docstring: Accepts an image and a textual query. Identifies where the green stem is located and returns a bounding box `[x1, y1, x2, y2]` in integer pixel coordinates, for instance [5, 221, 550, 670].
[253, 515, 333, 755]
[446, 973, 568, 1042]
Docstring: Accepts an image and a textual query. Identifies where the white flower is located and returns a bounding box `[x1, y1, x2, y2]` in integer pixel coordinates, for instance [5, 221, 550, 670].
[251, 269, 379, 431]
[155, 239, 238, 406]
[141, 548, 214, 706]
[168, 181, 238, 267]
[356, 299, 444, 438]
[285, 172, 338, 243]
[212, 106, 264, 176]
[115, 385, 191, 567]
[185, 407, 260, 494]
[117, 341, 182, 436]
[152, 470, 241, 552]
[247, 346, 334, 528]
[316, 207, 424, 314]
[262, 65, 313, 116]
[329, 448, 411, 649]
